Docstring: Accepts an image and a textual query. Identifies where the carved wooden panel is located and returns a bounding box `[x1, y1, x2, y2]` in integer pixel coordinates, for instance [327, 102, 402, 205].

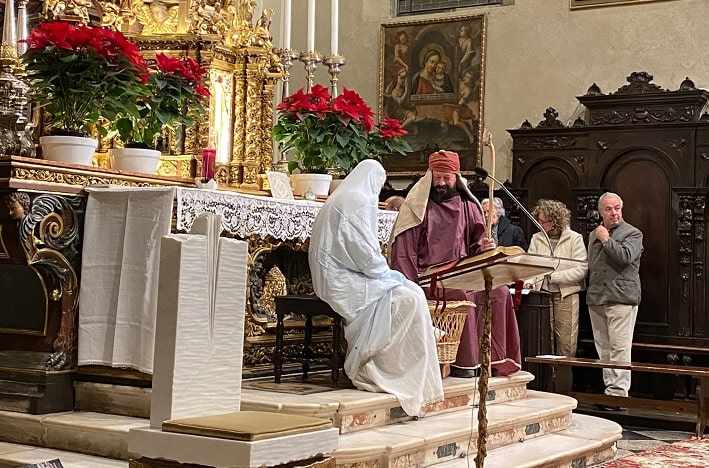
[603, 156, 672, 338]
[510, 71, 709, 350]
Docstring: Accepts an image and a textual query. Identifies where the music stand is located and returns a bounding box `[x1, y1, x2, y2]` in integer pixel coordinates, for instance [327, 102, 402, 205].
[419, 246, 586, 467]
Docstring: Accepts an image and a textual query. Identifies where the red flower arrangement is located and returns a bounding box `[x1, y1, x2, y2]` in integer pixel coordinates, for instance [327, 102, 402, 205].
[114, 53, 209, 148]
[274, 86, 410, 174]
[23, 21, 149, 135]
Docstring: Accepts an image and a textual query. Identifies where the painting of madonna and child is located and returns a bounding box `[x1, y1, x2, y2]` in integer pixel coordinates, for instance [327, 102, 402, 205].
[379, 15, 485, 173]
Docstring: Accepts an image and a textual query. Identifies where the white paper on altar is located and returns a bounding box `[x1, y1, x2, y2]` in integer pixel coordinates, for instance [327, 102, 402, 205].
[78, 187, 175, 373]
[151, 214, 247, 427]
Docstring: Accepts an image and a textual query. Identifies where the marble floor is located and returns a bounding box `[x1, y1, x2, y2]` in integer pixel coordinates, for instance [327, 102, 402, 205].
[603, 426, 694, 464]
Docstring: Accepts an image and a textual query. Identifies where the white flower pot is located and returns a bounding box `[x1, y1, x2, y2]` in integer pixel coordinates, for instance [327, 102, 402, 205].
[111, 148, 162, 174]
[40, 136, 98, 166]
[291, 173, 333, 198]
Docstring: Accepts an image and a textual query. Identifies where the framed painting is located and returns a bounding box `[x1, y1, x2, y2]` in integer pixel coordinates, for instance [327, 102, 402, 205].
[570, 0, 678, 9]
[378, 14, 486, 173]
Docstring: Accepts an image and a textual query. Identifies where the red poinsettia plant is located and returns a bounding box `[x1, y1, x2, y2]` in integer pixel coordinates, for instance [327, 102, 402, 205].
[114, 53, 210, 149]
[273, 85, 410, 174]
[22, 21, 149, 136]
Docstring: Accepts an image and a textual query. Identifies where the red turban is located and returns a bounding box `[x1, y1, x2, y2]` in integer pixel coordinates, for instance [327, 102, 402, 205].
[428, 150, 460, 173]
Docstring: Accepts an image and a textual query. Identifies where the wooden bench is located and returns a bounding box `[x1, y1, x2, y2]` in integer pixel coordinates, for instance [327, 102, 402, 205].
[526, 356, 709, 436]
[273, 295, 346, 385]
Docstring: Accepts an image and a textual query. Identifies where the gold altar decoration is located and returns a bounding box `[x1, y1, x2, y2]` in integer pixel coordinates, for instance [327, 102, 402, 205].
[256, 265, 287, 322]
[40, 0, 283, 190]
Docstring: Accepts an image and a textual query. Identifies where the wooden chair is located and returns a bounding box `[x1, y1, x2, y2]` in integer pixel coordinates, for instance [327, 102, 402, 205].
[273, 295, 346, 385]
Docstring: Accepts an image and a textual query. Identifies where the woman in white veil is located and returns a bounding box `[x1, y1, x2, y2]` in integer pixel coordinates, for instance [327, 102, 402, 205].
[309, 159, 443, 417]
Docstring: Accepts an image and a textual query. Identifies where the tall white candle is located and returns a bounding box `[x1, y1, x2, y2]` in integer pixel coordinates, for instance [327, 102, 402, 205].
[330, 0, 339, 56]
[307, 0, 316, 52]
[281, 0, 291, 50]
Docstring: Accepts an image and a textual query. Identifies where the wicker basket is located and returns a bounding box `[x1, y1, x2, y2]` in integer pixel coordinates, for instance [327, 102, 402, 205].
[427, 300, 472, 364]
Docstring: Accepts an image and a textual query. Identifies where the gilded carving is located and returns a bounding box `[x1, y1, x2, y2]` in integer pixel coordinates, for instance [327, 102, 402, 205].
[45, 0, 93, 24]
[231, 58, 248, 185]
[256, 266, 287, 322]
[242, 55, 266, 189]
[19, 194, 84, 369]
[130, 0, 181, 34]
[14, 167, 154, 188]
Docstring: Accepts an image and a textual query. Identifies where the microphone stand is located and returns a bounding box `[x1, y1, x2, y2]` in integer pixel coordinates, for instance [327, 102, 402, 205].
[473, 168, 555, 257]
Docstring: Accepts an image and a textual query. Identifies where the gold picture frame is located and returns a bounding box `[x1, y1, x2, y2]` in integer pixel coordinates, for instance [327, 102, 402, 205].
[378, 13, 486, 174]
[570, 0, 679, 9]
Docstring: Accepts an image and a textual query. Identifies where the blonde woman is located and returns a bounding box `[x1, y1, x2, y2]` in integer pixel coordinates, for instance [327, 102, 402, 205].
[528, 199, 587, 393]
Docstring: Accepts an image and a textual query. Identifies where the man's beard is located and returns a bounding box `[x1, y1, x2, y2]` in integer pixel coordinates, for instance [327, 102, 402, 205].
[430, 185, 458, 203]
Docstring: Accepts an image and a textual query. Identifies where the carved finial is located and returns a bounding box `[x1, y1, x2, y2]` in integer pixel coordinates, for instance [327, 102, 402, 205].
[586, 83, 602, 96]
[573, 117, 586, 128]
[537, 107, 565, 128]
[520, 119, 533, 129]
[680, 77, 696, 91]
[614, 71, 663, 95]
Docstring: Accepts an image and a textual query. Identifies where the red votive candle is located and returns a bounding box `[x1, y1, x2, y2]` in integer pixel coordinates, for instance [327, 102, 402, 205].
[201, 148, 216, 182]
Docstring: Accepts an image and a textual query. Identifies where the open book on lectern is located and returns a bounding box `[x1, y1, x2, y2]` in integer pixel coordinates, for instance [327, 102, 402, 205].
[417, 246, 587, 293]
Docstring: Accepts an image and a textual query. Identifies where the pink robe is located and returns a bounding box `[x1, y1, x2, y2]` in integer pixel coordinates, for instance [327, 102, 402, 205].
[391, 194, 522, 376]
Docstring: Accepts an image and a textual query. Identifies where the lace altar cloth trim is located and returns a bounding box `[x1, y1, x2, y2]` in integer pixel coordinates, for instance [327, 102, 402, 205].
[176, 188, 397, 242]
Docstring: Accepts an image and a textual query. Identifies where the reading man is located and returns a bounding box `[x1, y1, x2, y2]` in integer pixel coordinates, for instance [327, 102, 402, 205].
[390, 150, 522, 377]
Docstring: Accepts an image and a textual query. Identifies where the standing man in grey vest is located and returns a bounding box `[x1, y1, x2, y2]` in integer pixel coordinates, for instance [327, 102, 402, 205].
[587, 192, 643, 404]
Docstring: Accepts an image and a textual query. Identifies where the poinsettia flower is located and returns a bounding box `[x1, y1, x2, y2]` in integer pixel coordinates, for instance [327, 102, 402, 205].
[333, 88, 374, 131]
[277, 86, 331, 114]
[155, 53, 183, 75]
[379, 118, 408, 139]
[27, 21, 74, 50]
[196, 84, 210, 98]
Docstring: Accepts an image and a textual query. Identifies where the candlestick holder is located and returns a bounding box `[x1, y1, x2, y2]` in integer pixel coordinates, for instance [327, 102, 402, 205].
[299, 50, 321, 93]
[274, 48, 299, 100]
[323, 55, 346, 97]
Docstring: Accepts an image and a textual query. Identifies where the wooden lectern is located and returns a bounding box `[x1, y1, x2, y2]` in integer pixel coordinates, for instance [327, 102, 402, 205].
[419, 246, 586, 467]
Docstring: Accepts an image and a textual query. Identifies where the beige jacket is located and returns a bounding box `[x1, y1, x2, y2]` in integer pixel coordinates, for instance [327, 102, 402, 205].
[528, 227, 588, 298]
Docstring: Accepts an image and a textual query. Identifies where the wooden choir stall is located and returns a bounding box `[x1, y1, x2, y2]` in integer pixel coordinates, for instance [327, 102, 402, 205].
[509, 71, 709, 400]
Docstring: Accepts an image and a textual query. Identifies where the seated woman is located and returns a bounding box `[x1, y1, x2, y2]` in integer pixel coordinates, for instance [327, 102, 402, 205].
[309, 160, 444, 417]
[527, 199, 588, 393]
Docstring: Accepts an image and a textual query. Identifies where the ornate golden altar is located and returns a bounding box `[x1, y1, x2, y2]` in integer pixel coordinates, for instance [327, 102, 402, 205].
[43, 0, 283, 191]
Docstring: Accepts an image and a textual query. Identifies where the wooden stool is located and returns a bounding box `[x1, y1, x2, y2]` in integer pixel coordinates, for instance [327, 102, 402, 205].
[274, 295, 346, 385]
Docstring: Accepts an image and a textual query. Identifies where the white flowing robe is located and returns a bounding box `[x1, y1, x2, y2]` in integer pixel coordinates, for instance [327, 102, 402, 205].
[309, 160, 444, 416]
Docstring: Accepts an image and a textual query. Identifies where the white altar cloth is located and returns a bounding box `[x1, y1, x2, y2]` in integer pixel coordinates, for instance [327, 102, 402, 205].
[78, 186, 397, 373]
[78, 187, 175, 373]
[175, 188, 397, 243]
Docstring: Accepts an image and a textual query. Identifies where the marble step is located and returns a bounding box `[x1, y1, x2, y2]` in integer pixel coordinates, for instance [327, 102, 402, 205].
[334, 391, 577, 467]
[76, 371, 534, 434]
[0, 441, 127, 468]
[0, 410, 147, 460]
[241, 371, 534, 434]
[437, 414, 622, 468]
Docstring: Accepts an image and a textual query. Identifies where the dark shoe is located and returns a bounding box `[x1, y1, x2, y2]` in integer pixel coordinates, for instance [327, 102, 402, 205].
[450, 366, 481, 378]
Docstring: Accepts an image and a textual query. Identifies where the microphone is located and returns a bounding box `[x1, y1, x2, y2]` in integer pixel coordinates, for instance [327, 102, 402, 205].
[472, 167, 555, 257]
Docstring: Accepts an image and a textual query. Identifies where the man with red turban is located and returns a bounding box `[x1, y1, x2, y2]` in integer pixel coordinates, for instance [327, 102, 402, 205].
[389, 150, 521, 378]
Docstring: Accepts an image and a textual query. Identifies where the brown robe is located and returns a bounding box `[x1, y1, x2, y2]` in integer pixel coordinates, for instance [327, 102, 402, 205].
[390, 193, 522, 376]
